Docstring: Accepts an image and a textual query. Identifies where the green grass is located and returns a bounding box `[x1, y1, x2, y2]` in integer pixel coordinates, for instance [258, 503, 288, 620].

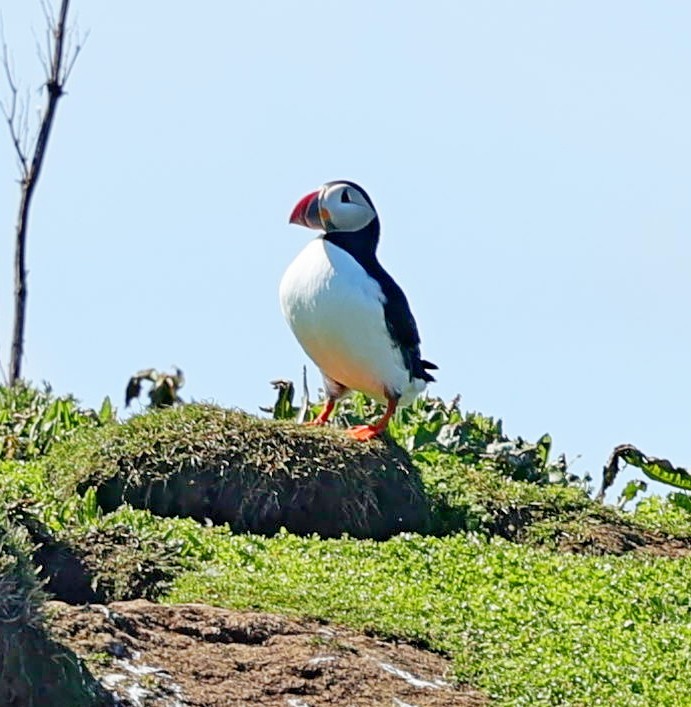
[633, 495, 691, 536]
[0, 460, 192, 602]
[166, 528, 691, 706]
[4, 383, 691, 705]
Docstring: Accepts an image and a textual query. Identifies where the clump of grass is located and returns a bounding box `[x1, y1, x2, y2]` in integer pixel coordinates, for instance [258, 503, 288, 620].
[416, 447, 591, 536]
[1, 461, 192, 604]
[46, 404, 430, 539]
[63, 518, 189, 602]
[0, 514, 45, 631]
[633, 495, 691, 536]
[289, 391, 584, 487]
[0, 514, 109, 706]
[416, 448, 691, 554]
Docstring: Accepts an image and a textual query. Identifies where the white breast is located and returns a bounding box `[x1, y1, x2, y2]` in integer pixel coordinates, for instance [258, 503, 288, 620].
[279, 238, 425, 405]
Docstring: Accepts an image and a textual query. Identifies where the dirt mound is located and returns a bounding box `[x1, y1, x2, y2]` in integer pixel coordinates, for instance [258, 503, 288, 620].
[547, 518, 691, 557]
[483, 498, 691, 557]
[49, 599, 487, 706]
[47, 405, 430, 540]
[485, 498, 691, 557]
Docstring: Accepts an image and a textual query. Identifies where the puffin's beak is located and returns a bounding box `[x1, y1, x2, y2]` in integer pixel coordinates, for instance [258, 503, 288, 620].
[289, 190, 322, 230]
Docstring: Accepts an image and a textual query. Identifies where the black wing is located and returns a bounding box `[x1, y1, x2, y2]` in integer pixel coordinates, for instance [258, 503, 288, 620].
[372, 264, 437, 383]
[323, 230, 437, 382]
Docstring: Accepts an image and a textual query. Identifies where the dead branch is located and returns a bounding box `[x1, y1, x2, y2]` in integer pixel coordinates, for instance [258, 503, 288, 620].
[2, 0, 85, 384]
[1, 41, 29, 177]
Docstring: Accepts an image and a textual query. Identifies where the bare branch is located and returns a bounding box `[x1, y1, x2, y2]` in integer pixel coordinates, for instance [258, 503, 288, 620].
[1, 39, 29, 178]
[62, 27, 88, 84]
[39, 0, 56, 33]
[31, 26, 50, 77]
[3, 0, 84, 384]
[19, 88, 31, 159]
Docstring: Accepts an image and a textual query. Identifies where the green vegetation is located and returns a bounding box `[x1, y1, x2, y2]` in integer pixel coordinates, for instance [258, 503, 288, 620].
[599, 442, 691, 498]
[2, 382, 691, 705]
[0, 513, 108, 706]
[0, 381, 113, 461]
[166, 529, 691, 706]
[1, 460, 192, 603]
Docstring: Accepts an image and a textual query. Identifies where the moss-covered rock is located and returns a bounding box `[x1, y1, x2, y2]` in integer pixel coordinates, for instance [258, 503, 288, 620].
[10, 507, 186, 604]
[0, 515, 111, 706]
[46, 404, 430, 540]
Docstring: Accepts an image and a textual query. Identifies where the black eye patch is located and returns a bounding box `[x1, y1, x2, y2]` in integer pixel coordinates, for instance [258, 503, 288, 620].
[340, 190, 351, 204]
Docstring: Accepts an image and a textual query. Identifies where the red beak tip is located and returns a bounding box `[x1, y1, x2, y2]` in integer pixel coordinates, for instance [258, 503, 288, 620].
[289, 190, 319, 228]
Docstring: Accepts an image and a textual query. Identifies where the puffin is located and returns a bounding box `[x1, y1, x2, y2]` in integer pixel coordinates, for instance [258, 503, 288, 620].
[279, 180, 437, 441]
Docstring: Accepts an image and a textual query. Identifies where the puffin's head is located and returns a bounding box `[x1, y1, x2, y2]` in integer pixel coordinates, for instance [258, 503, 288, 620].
[289, 181, 378, 234]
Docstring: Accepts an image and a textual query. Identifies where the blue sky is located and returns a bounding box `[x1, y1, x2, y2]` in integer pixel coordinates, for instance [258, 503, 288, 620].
[1, 2, 690, 498]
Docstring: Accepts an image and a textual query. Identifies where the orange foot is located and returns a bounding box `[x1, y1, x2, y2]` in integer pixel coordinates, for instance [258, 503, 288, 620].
[345, 424, 382, 441]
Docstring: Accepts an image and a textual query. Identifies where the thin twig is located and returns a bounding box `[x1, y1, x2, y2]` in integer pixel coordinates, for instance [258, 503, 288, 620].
[31, 26, 50, 77]
[62, 28, 88, 84]
[1, 39, 29, 177]
[39, 0, 56, 32]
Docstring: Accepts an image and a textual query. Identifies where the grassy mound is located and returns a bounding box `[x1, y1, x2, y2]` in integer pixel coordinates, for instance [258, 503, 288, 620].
[420, 450, 691, 555]
[0, 514, 110, 706]
[9, 506, 187, 604]
[46, 404, 430, 540]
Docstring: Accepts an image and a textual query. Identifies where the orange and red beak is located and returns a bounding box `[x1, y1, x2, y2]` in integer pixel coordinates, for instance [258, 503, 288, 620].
[289, 190, 322, 230]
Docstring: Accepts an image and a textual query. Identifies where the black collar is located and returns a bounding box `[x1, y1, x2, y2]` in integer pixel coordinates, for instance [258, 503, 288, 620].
[322, 218, 380, 271]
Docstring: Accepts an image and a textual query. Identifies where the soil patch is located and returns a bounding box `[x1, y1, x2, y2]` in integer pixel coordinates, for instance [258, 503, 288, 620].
[49, 599, 487, 707]
[486, 498, 691, 558]
[549, 518, 691, 557]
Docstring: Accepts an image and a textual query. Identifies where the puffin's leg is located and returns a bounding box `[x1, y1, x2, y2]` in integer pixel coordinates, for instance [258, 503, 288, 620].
[346, 396, 398, 441]
[306, 397, 336, 426]
[305, 376, 346, 426]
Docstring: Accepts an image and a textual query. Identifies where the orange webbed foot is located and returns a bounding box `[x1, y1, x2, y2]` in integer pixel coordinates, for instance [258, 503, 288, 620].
[345, 424, 383, 441]
[344, 397, 398, 442]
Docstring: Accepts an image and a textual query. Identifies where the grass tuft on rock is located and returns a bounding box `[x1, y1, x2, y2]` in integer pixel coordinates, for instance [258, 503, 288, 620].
[46, 404, 430, 539]
[418, 449, 691, 555]
[0, 513, 111, 706]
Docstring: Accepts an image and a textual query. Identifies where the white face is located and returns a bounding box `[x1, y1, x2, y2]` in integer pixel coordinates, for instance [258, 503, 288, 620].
[318, 182, 377, 232]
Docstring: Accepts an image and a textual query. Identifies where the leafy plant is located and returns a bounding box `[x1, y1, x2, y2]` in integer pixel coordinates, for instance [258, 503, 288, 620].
[633, 495, 691, 536]
[0, 382, 113, 461]
[618, 479, 648, 510]
[598, 443, 691, 502]
[261, 368, 310, 421]
[125, 367, 184, 408]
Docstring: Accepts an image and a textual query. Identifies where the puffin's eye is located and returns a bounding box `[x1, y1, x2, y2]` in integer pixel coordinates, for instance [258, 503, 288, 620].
[340, 189, 351, 204]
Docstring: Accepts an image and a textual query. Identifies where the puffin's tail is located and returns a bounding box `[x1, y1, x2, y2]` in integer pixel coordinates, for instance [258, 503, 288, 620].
[418, 358, 438, 383]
